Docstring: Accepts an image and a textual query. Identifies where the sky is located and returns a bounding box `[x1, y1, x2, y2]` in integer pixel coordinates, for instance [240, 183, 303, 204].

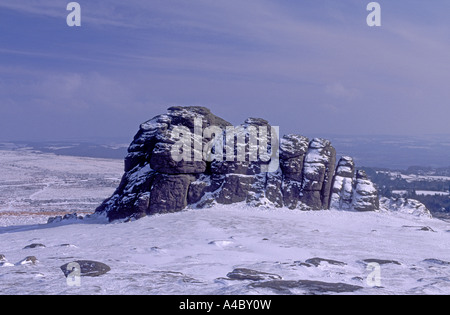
[0, 0, 450, 142]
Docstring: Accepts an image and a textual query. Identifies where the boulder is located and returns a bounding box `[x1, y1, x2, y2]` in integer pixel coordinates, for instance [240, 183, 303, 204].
[380, 197, 432, 218]
[60, 260, 111, 277]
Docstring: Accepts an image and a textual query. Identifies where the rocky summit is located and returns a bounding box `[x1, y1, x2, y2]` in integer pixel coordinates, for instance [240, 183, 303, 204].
[96, 106, 379, 221]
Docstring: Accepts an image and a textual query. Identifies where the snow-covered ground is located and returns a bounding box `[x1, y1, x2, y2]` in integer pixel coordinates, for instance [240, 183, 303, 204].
[0, 207, 449, 295]
[0, 150, 123, 226]
[0, 150, 449, 295]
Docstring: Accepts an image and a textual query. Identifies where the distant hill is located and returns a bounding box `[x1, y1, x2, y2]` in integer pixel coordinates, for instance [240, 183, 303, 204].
[320, 134, 450, 170]
[0, 141, 128, 160]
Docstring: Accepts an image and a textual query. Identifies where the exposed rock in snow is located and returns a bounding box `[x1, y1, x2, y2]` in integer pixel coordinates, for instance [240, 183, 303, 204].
[280, 134, 309, 181]
[352, 170, 380, 212]
[300, 138, 337, 209]
[0, 262, 14, 267]
[362, 259, 401, 266]
[226, 268, 282, 281]
[280, 134, 309, 209]
[149, 174, 196, 215]
[423, 258, 450, 266]
[19, 256, 38, 265]
[96, 106, 379, 221]
[250, 279, 363, 294]
[305, 257, 347, 267]
[380, 197, 432, 218]
[1, 206, 449, 294]
[23, 243, 46, 249]
[0, 255, 13, 267]
[329, 156, 355, 210]
[60, 260, 111, 278]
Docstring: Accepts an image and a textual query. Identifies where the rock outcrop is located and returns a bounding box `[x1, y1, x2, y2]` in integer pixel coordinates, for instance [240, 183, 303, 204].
[96, 106, 379, 221]
[329, 156, 355, 210]
[380, 197, 432, 218]
[352, 170, 380, 212]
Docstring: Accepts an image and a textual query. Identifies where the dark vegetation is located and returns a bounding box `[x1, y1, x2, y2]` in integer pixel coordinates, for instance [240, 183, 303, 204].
[362, 166, 450, 219]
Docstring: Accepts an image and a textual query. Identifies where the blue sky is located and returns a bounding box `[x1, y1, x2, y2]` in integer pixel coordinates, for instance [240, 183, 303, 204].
[1, 0, 450, 141]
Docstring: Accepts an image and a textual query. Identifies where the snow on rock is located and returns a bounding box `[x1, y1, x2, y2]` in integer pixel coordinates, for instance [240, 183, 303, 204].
[250, 279, 363, 294]
[380, 197, 433, 218]
[18, 256, 38, 265]
[23, 243, 46, 249]
[0, 255, 13, 267]
[226, 268, 282, 281]
[60, 260, 111, 278]
[330, 156, 355, 210]
[96, 106, 379, 222]
[300, 138, 336, 209]
[352, 170, 380, 212]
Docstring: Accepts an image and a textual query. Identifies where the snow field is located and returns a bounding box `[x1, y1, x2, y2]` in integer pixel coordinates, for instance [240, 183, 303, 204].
[0, 206, 449, 295]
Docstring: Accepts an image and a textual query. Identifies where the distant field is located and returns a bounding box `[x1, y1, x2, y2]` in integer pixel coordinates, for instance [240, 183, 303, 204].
[0, 150, 123, 226]
[416, 190, 450, 196]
